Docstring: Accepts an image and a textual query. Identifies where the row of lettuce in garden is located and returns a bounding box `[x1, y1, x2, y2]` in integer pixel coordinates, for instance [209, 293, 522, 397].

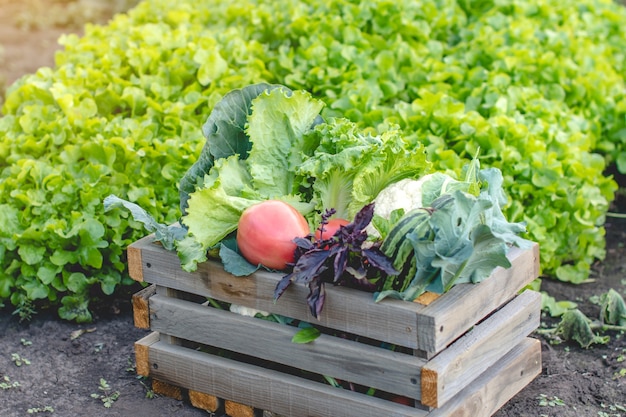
[0, 0, 625, 321]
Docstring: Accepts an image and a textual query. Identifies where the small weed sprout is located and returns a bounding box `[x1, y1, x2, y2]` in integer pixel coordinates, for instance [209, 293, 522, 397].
[12, 300, 37, 322]
[0, 375, 21, 390]
[20, 338, 32, 346]
[27, 405, 54, 414]
[537, 394, 565, 407]
[136, 376, 156, 399]
[11, 353, 31, 367]
[91, 378, 120, 408]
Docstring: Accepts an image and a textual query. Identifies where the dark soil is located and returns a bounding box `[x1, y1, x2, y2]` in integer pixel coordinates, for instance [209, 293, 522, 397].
[0, 2, 625, 416]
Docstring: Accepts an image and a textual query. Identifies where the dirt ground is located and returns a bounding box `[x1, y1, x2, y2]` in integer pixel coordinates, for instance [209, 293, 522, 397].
[0, 1, 625, 416]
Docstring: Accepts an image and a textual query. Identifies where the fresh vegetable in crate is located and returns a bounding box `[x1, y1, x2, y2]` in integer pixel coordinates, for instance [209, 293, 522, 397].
[274, 156, 532, 317]
[371, 159, 533, 303]
[104, 83, 530, 318]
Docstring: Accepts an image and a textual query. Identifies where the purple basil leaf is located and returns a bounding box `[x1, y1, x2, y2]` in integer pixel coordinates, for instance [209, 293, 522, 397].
[307, 278, 326, 319]
[274, 273, 294, 301]
[291, 250, 332, 284]
[352, 203, 375, 232]
[363, 247, 399, 276]
[293, 236, 315, 250]
[333, 248, 349, 283]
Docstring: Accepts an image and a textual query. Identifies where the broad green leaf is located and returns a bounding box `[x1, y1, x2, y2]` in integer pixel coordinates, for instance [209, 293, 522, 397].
[291, 327, 321, 344]
[37, 265, 60, 285]
[64, 272, 92, 294]
[58, 295, 92, 323]
[599, 289, 626, 326]
[22, 280, 50, 300]
[246, 88, 325, 196]
[219, 242, 260, 277]
[556, 309, 609, 349]
[541, 292, 578, 317]
[103, 195, 186, 251]
[18, 245, 46, 266]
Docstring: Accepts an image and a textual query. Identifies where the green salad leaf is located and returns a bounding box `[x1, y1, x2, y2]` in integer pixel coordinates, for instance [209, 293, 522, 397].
[179, 83, 288, 215]
[297, 118, 431, 222]
[180, 87, 324, 270]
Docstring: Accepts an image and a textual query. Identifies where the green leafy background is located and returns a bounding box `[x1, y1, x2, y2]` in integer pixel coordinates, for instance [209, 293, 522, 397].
[1, 0, 626, 320]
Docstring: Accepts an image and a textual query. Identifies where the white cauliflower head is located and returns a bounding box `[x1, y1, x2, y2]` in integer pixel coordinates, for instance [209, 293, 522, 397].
[372, 175, 434, 220]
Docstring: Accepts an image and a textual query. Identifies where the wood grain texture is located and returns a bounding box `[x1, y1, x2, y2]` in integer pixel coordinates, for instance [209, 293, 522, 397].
[134, 331, 159, 377]
[143, 337, 540, 417]
[428, 338, 542, 417]
[188, 390, 220, 412]
[152, 378, 183, 401]
[130, 236, 539, 353]
[147, 339, 430, 417]
[132, 235, 424, 349]
[148, 294, 425, 399]
[421, 290, 541, 407]
[225, 400, 256, 417]
[127, 234, 155, 282]
[132, 284, 156, 329]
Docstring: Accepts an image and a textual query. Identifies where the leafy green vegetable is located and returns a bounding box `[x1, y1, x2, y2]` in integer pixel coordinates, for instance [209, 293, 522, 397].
[541, 293, 578, 318]
[291, 327, 321, 344]
[103, 195, 186, 250]
[297, 118, 430, 222]
[376, 166, 531, 302]
[180, 87, 324, 270]
[179, 83, 288, 215]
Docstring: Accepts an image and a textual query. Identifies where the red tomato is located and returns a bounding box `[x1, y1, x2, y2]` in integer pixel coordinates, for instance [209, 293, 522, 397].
[314, 218, 349, 241]
[237, 200, 310, 270]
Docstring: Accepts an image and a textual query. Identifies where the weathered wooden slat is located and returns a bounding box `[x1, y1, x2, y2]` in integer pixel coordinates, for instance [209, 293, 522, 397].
[134, 331, 159, 377]
[147, 339, 429, 417]
[421, 290, 541, 407]
[143, 337, 540, 417]
[129, 235, 424, 349]
[148, 294, 425, 399]
[128, 236, 539, 353]
[428, 338, 542, 417]
[416, 243, 540, 354]
[132, 284, 156, 329]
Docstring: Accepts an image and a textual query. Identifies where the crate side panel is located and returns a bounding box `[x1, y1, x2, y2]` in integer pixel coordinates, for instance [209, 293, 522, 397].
[428, 337, 542, 417]
[421, 290, 541, 408]
[149, 294, 424, 399]
[138, 240, 424, 349]
[418, 243, 540, 352]
[147, 340, 429, 417]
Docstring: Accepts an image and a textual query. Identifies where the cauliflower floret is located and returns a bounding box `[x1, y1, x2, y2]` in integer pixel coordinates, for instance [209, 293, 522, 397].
[229, 304, 270, 317]
[365, 175, 432, 237]
[372, 175, 434, 220]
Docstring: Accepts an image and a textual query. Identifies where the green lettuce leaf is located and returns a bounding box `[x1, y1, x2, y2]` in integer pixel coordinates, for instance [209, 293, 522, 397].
[246, 88, 325, 197]
[179, 83, 287, 215]
[298, 118, 431, 222]
[180, 88, 323, 271]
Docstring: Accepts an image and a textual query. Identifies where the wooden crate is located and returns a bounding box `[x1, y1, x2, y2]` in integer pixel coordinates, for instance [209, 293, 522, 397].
[128, 234, 542, 417]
